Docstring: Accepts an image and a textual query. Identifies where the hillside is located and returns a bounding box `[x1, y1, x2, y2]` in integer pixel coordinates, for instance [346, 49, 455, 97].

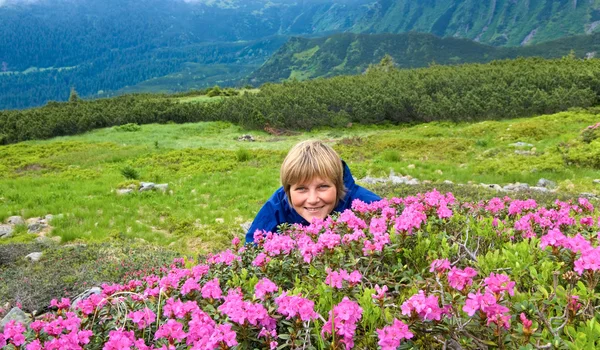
[248, 31, 600, 84]
[2, 0, 600, 109]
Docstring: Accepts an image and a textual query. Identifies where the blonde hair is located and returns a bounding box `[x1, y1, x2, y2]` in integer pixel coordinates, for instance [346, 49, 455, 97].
[280, 140, 346, 207]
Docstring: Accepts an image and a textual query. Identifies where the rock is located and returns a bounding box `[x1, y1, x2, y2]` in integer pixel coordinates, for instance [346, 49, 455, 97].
[72, 287, 102, 308]
[6, 216, 24, 225]
[435, 169, 443, 175]
[407, 164, 415, 169]
[215, 218, 225, 224]
[154, 184, 169, 192]
[27, 223, 42, 233]
[482, 183, 503, 191]
[0, 307, 31, 331]
[44, 214, 54, 222]
[509, 142, 534, 147]
[537, 178, 557, 189]
[530, 186, 549, 192]
[443, 180, 454, 185]
[117, 188, 133, 195]
[593, 179, 600, 184]
[240, 221, 252, 232]
[359, 176, 387, 185]
[503, 183, 530, 191]
[0, 224, 13, 238]
[139, 182, 155, 192]
[237, 134, 255, 142]
[580, 192, 600, 200]
[25, 252, 43, 262]
[405, 179, 420, 185]
[514, 150, 534, 155]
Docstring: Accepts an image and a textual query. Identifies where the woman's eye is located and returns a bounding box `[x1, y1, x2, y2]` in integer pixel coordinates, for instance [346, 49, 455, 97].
[319, 185, 330, 189]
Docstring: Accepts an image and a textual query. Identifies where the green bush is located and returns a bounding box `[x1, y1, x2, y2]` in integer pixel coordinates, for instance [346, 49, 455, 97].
[114, 123, 141, 132]
[235, 148, 251, 162]
[120, 165, 140, 180]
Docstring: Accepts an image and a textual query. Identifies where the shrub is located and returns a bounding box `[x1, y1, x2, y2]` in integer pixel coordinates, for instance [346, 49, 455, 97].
[235, 148, 251, 162]
[120, 165, 140, 180]
[114, 123, 141, 132]
[5, 191, 600, 349]
[581, 122, 600, 143]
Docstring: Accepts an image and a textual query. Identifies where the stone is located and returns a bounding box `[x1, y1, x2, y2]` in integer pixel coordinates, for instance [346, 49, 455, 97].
[240, 221, 252, 232]
[117, 188, 133, 195]
[139, 182, 155, 192]
[537, 178, 557, 189]
[0, 224, 13, 238]
[503, 183, 530, 191]
[359, 176, 387, 185]
[237, 134, 255, 142]
[580, 192, 600, 200]
[509, 142, 534, 147]
[0, 307, 31, 331]
[27, 223, 42, 233]
[530, 186, 549, 192]
[44, 214, 54, 222]
[482, 183, 503, 191]
[435, 169, 443, 175]
[7, 216, 24, 225]
[443, 180, 454, 185]
[25, 252, 43, 262]
[407, 164, 415, 169]
[72, 287, 102, 308]
[593, 179, 600, 184]
[405, 179, 420, 185]
[154, 183, 169, 192]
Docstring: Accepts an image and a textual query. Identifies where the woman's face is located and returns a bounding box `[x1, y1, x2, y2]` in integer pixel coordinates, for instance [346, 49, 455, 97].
[290, 176, 337, 223]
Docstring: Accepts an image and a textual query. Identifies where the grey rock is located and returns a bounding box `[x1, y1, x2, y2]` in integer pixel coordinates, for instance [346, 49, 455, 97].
[530, 186, 549, 192]
[154, 183, 169, 192]
[537, 178, 557, 189]
[237, 134, 255, 142]
[580, 193, 600, 200]
[240, 221, 252, 232]
[0, 307, 31, 331]
[593, 179, 600, 184]
[25, 252, 43, 262]
[0, 224, 13, 238]
[405, 179, 420, 185]
[44, 214, 54, 222]
[73, 287, 102, 308]
[482, 183, 503, 191]
[117, 188, 133, 195]
[509, 142, 534, 147]
[443, 180, 454, 185]
[27, 223, 42, 233]
[503, 183, 530, 191]
[139, 182, 155, 192]
[7, 216, 24, 225]
[359, 176, 387, 185]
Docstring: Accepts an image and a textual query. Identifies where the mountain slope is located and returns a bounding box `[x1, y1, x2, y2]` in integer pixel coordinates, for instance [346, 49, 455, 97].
[247, 31, 600, 84]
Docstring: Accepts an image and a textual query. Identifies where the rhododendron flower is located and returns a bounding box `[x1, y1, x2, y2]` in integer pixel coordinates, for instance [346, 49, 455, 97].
[231, 236, 241, 247]
[401, 290, 443, 321]
[317, 231, 342, 249]
[539, 228, 566, 250]
[252, 252, 271, 267]
[484, 273, 515, 297]
[181, 277, 201, 295]
[3, 320, 26, 347]
[568, 295, 582, 314]
[520, 313, 533, 335]
[322, 297, 363, 349]
[155, 319, 187, 342]
[50, 297, 71, 310]
[105, 330, 136, 350]
[429, 258, 451, 274]
[128, 307, 156, 329]
[372, 284, 388, 301]
[377, 319, 414, 350]
[254, 278, 278, 300]
[207, 249, 241, 265]
[485, 198, 505, 214]
[574, 247, 600, 275]
[447, 266, 478, 291]
[462, 290, 497, 316]
[201, 278, 223, 300]
[275, 292, 318, 321]
[325, 268, 345, 289]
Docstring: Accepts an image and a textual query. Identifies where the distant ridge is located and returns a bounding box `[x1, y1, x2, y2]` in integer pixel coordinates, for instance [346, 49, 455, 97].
[247, 32, 600, 85]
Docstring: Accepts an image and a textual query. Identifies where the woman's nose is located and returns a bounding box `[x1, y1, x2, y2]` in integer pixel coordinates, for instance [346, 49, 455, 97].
[307, 190, 320, 203]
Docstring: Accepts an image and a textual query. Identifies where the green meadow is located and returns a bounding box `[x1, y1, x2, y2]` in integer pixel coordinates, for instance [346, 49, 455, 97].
[1, 108, 599, 255]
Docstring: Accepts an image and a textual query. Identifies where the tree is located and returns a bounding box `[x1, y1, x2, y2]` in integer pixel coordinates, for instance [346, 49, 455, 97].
[69, 87, 81, 102]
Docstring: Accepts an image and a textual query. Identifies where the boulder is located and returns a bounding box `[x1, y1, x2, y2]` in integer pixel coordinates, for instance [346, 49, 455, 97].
[237, 134, 255, 142]
[503, 183, 530, 192]
[481, 183, 503, 191]
[509, 142, 534, 147]
[27, 223, 42, 234]
[139, 182, 155, 192]
[530, 186, 549, 192]
[443, 180, 454, 185]
[0, 224, 13, 238]
[117, 188, 133, 195]
[537, 178, 557, 189]
[593, 179, 600, 184]
[6, 216, 24, 226]
[359, 176, 387, 185]
[25, 252, 43, 262]
[0, 307, 31, 331]
[72, 287, 102, 308]
[154, 184, 169, 192]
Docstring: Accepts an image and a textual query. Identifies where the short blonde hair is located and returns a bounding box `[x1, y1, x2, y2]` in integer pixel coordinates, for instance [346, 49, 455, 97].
[281, 140, 346, 207]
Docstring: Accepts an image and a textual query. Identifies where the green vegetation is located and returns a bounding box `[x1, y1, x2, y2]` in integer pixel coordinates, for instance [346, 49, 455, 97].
[248, 32, 600, 84]
[2, 57, 598, 144]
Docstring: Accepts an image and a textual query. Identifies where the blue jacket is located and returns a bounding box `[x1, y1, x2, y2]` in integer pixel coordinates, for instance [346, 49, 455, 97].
[245, 161, 381, 243]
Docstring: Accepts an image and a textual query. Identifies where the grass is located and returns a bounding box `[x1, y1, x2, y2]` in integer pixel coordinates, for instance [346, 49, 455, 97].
[1, 107, 599, 255]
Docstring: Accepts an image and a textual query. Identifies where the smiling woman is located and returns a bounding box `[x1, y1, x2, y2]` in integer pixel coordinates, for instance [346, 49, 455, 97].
[245, 140, 381, 244]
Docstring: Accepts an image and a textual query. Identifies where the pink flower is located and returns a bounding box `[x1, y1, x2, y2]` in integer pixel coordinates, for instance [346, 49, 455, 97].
[231, 236, 241, 247]
[3, 320, 26, 347]
[447, 267, 477, 291]
[462, 290, 497, 316]
[155, 319, 187, 342]
[377, 319, 414, 350]
[201, 278, 223, 300]
[371, 284, 388, 301]
[484, 273, 515, 297]
[325, 268, 345, 289]
[520, 313, 532, 331]
[429, 258, 451, 274]
[50, 297, 71, 310]
[128, 308, 156, 329]
[401, 290, 442, 321]
[252, 252, 271, 267]
[104, 330, 135, 350]
[255, 278, 278, 300]
[275, 292, 318, 321]
[322, 297, 363, 349]
[181, 277, 201, 296]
